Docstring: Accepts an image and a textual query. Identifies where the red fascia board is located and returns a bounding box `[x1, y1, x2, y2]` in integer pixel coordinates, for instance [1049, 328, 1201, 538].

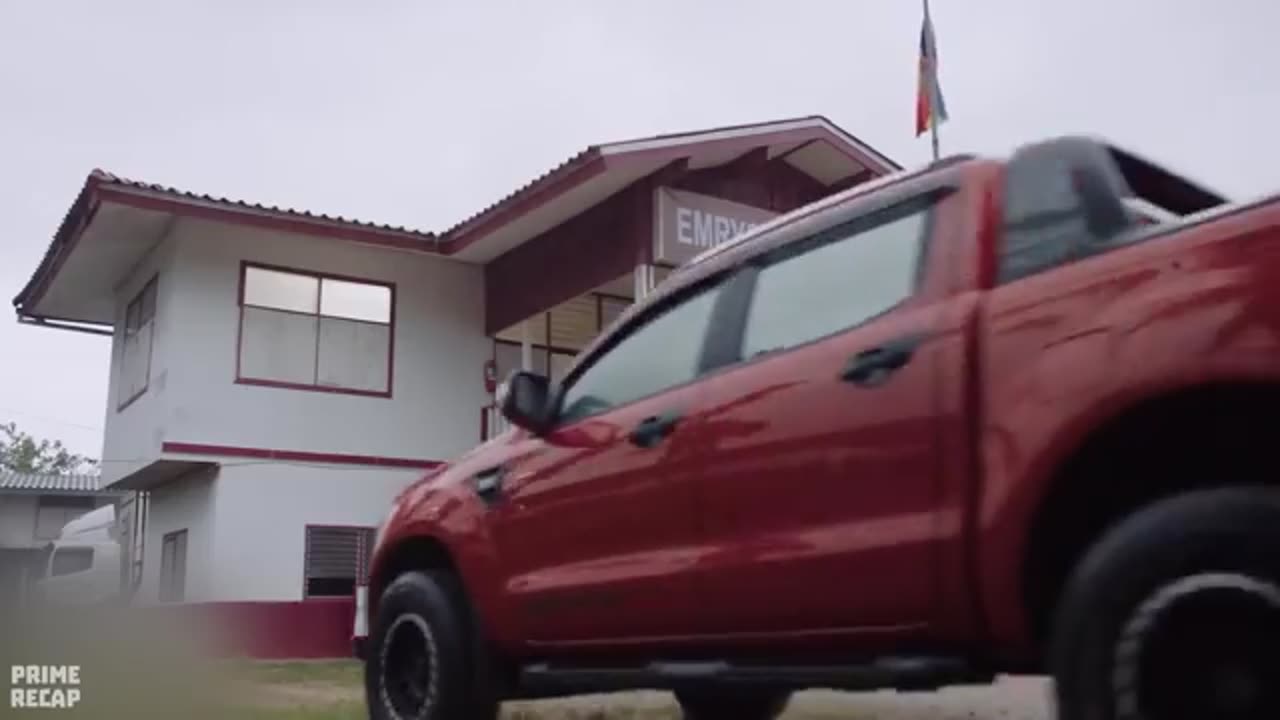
[161, 441, 442, 470]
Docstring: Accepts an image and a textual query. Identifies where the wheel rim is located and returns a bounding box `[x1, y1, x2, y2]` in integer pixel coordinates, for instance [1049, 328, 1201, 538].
[379, 613, 440, 720]
[1114, 572, 1280, 720]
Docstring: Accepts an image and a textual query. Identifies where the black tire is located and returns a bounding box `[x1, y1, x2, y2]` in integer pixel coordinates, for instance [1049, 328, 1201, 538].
[1049, 486, 1280, 720]
[364, 571, 500, 720]
[675, 688, 791, 720]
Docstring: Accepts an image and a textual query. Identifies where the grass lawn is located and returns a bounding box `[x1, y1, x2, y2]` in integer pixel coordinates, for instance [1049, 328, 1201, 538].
[225, 660, 365, 719]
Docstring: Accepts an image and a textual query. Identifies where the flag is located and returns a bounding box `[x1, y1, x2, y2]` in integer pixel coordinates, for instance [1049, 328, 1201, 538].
[915, 0, 949, 137]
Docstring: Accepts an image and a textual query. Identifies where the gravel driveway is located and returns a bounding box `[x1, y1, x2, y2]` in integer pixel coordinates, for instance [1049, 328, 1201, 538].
[503, 676, 1053, 719]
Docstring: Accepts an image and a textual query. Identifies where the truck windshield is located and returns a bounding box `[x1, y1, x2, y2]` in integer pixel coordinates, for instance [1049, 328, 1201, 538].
[49, 547, 94, 577]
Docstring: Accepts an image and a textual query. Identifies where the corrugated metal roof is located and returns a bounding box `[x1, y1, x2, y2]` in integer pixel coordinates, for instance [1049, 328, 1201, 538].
[13, 170, 439, 316]
[0, 470, 110, 493]
[440, 146, 600, 239]
[89, 170, 436, 239]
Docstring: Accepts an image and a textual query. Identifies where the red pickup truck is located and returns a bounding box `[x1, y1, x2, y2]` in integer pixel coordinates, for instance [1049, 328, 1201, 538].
[361, 136, 1280, 720]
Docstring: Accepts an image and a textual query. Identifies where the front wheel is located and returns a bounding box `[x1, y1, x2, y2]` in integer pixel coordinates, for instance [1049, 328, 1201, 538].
[1050, 486, 1280, 720]
[675, 688, 791, 720]
[364, 571, 500, 720]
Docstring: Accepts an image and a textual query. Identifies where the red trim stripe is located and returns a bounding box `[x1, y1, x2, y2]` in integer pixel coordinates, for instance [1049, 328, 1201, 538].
[161, 441, 442, 469]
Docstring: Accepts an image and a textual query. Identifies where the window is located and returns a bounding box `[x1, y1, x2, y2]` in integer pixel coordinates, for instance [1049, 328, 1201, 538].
[119, 276, 158, 409]
[49, 548, 94, 577]
[998, 151, 1094, 284]
[491, 294, 636, 391]
[600, 297, 629, 330]
[159, 529, 187, 602]
[304, 526, 376, 599]
[238, 264, 394, 396]
[34, 497, 96, 541]
[741, 203, 930, 359]
[548, 350, 575, 385]
[558, 285, 721, 424]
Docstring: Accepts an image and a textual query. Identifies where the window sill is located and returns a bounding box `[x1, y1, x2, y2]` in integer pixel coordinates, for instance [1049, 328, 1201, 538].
[235, 377, 392, 399]
[117, 386, 149, 413]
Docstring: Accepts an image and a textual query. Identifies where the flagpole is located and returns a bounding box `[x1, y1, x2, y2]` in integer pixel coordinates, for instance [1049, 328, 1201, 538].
[925, 0, 940, 161]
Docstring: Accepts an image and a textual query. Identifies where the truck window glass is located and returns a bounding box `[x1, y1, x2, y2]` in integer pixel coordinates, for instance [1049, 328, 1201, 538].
[50, 547, 94, 577]
[559, 285, 721, 424]
[741, 201, 931, 358]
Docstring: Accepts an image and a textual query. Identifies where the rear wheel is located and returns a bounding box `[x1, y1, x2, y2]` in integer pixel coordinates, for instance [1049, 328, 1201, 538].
[1050, 486, 1280, 720]
[364, 571, 500, 720]
[674, 688, 791, 720]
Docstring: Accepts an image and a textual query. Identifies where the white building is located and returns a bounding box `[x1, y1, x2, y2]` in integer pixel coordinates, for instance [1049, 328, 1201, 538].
[11, 116, 896, 657]
[0, 471, 122, 608]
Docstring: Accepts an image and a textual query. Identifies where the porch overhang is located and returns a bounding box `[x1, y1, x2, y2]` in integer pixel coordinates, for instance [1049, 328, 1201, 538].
[105, 458, 219, 492]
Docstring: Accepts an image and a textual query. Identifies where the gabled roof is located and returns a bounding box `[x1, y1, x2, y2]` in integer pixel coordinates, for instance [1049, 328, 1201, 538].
[0, 470, 116, 494]
[13, 170, 439, 323]
[88, 170, 437, 241]
[441, 115, 900, 262]
[14, 115, 899, 325]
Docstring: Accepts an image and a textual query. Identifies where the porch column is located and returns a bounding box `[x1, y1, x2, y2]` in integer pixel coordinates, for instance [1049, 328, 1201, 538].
[520, 318, 533, 371]
[633, 263, 656, 301]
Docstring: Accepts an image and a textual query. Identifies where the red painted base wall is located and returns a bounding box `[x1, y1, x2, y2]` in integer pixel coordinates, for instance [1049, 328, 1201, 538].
[171, 599, 356, 659]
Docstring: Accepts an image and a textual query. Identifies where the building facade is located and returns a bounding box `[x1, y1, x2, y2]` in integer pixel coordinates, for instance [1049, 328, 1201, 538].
[0, 471, 122, 608]
[12, 116, 898, 656]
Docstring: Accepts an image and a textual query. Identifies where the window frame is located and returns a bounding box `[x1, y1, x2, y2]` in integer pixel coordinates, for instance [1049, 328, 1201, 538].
[302, 524, 377, 600]
[159, 529, 188, 603]
[543, 179, 954, 429]
[731, 194, 943, 365]
[118, 275, 159, 412]
[235, 261, 397, 399]
[693, 188, 947, 379]
[546, 272, 738, 428]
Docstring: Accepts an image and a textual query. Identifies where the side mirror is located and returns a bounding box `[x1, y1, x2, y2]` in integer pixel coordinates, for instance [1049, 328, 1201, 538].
[496, 370, 553, 433]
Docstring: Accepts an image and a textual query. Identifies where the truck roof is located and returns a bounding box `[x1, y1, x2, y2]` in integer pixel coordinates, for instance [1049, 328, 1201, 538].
[57, 504, 115, 541]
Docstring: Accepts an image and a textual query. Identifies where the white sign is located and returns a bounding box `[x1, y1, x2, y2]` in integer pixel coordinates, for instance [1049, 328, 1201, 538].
[9, 665, 82, 710]
[653, 187, 778, 265]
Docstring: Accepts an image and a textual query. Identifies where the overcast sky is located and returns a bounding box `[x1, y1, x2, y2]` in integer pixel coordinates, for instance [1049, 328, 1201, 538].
[1, 0, 1276, 458]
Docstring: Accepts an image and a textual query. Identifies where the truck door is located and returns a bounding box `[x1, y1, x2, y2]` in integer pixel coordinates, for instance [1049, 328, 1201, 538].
[487, 278, 729, 644]
[686, 185, 961, 637]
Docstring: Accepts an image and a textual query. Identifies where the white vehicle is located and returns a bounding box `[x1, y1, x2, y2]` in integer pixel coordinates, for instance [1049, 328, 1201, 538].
[35, 504, 124, 606]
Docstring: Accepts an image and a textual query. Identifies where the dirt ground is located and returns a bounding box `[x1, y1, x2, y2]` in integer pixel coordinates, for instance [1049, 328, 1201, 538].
[504, 677, 1052, 719]
[239, 662, 1052, 719]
